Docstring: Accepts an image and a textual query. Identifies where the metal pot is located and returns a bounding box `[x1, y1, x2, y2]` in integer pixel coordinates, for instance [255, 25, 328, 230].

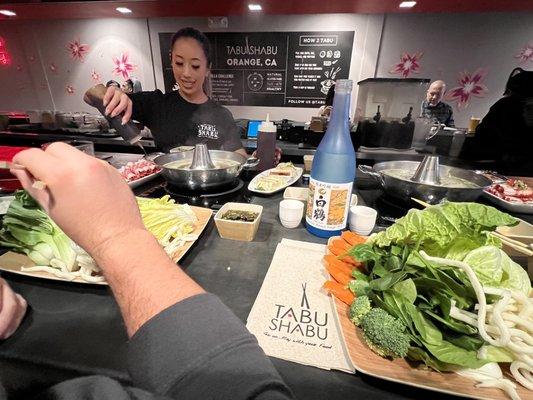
[359, 160, 492, 204]
[154, 150, 258, 191]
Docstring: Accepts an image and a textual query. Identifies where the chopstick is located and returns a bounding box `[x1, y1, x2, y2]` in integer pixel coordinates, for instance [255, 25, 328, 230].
[410, 197, 533, 257]
[0, 161, 47, 190]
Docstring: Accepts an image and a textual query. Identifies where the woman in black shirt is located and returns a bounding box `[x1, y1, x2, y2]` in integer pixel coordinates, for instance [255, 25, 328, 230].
[102, 28, 247, 155]
[462, 68, 533, 176]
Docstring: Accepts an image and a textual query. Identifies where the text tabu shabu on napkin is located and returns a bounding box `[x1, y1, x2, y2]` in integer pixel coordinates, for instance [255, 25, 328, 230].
[246, 239, 354, 372]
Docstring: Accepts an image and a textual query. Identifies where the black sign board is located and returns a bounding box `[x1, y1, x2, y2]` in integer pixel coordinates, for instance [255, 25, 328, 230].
[159, 31, 354, 107]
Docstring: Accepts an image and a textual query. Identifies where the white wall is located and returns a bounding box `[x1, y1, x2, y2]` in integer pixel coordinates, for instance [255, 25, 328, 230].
[1, 12, 531, 128]
[0, 18, 155, 112]
[375, 12, 533, 127]
[147, 14, 384, 122]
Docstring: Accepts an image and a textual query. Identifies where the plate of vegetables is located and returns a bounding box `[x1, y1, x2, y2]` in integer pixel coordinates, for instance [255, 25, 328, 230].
[248, 162, 303, 195]
[0, 192, 211, 284]
[323, 203, 532, 400]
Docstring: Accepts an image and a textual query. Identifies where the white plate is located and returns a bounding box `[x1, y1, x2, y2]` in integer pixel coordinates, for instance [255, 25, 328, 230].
[248, 167, 303, 195]
[127, 171, 162, 189]
[483, 190, 533, 214]
[0, 195, 14, 214]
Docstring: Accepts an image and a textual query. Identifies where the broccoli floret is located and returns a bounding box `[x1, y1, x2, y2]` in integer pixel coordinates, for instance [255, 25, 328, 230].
[348, 279, 370, 296]
[349, 295, 371, 326]
[360, 308, 410, 359]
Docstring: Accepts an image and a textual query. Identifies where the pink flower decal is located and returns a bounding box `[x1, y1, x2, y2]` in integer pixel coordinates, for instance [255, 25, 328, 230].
[112, 53, 136, 80]
[390, 52, 423, 78]
[515, 43, 533, 64]
[91, 69, 101, 82]
[445, 68, 488, 109]
[16, 64, 23, 72]
[49, 63, 58, 73]
[28, 55, 36, 63]
[66, 84, 75, 94]
[67, 38, 89, 62]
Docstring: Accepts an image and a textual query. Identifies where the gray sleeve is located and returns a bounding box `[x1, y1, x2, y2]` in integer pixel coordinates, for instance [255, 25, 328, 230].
[127, 293, 294, 400]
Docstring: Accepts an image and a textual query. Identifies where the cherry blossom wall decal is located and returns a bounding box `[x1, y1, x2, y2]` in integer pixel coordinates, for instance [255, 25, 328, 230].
[515, 42, 533, 64]
[390, 52, 423, 78]
[445, 68, 488, 109]
[66, 84, 75, 94]
[91, 69, 101, 82]
[0, 36, 11, 67]
[67, 38, 90, 62]
[49, 63, 58, 73]
[112, 53, 136, 80]
[27, 55, 36, 63]
[16, 64, 23, 72]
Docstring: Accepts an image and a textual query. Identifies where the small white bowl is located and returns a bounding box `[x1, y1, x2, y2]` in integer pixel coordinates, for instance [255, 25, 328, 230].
[279, 199, 304, 228]
[214, 202, 263, 241]
[349, 205, 377, 235]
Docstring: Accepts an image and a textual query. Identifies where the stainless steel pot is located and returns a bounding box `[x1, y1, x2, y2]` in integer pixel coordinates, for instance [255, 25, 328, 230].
[359, 160, 492, 204]
[153, 150, 258, 191]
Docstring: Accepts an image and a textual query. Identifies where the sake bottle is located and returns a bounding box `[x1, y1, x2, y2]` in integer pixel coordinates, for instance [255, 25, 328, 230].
[306, 79, 356, 238]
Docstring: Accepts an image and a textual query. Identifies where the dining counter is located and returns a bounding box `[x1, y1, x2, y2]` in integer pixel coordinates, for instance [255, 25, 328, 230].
[0, 129, 474, 166]
[0, 157, 531, 399]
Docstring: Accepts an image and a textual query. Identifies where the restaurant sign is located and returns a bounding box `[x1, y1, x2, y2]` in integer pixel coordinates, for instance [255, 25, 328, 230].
[159, 31, 354, 107]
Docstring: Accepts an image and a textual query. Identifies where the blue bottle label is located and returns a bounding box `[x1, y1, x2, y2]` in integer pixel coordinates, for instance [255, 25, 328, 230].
[306, 178, 353, 231]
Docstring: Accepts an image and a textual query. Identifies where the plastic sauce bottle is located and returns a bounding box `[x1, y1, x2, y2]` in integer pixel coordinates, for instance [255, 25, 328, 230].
[306, 79, 356, 238]
[256, 113, 277, 172]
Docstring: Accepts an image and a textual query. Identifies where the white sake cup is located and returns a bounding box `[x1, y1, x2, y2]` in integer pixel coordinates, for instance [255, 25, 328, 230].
[279, 199, 304, 228]
[349, 205, 377, 235]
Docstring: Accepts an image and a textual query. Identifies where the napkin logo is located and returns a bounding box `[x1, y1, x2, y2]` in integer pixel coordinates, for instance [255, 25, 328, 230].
[268, 283, 329, 340]
[197, 124, 219, 139]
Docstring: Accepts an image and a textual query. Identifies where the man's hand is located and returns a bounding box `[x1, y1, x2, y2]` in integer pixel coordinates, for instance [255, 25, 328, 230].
[0, 278, 27, 339]
[11, 143, 146, 258]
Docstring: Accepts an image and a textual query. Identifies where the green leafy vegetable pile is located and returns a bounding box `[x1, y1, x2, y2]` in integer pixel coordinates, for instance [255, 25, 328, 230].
[346, 202, 529, 371]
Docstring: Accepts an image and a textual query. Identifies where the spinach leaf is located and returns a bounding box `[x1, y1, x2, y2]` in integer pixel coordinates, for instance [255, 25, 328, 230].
[407, 347, 456, 372]
[443, 332, 484, 351]
[392, 279, 417, 304]
[423, 309, 478, 335]
[422, 340, 488, 369]
[369, 271, 407, 291]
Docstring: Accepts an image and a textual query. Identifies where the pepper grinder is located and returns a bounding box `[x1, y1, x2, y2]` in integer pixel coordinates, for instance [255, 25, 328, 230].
[84, 84, 142, 145]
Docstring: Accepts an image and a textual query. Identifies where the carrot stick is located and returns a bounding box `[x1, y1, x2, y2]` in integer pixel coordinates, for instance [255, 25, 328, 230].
[341, 231, 366, 246]
[323, 254, 353, 276]
[323, 280, 355, 305]
[331, 238, 351, 252]
[325, 263, 352, 286]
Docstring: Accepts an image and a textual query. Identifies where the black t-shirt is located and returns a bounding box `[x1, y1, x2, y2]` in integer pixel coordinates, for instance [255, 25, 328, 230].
[461, 95, 533, 176]
[129, 90, 243, 153]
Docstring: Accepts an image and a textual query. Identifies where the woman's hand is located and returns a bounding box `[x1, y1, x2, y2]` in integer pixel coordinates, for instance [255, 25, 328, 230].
[11, 143, 146, 259]
[0, 278, 27, 339]
[103, 86, 133, 125]
[251, 147, 282, 166]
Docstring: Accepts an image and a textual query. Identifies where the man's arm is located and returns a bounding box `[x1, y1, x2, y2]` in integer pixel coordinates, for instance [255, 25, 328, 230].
[11, 143, 293, 399]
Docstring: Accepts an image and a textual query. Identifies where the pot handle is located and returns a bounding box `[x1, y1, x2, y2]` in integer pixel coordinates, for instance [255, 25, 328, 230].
[358, 164, 384, 186]
[238, 157, 260, 173]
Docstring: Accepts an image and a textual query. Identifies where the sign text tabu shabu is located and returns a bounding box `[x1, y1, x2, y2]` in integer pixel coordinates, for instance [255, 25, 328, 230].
[159, 31, 354, 107]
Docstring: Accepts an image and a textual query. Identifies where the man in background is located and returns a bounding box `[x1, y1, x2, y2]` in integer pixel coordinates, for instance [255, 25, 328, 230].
[421, 80, 455, 127]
